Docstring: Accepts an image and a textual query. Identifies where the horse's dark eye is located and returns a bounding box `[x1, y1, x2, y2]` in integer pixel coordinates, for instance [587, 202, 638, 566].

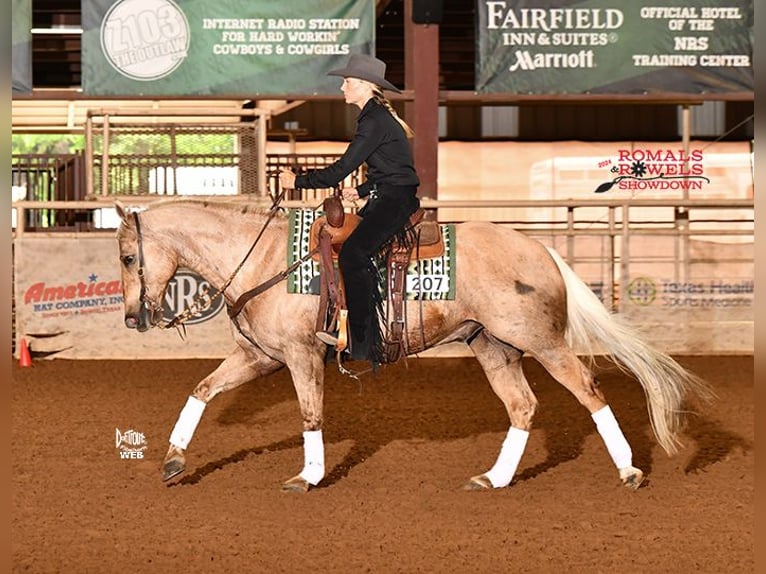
[122, 255, 136, 266]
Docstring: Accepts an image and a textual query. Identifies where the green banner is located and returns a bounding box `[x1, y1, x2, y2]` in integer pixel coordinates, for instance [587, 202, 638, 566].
[12, 0, 32, 93]
[82, 0, 375, 96]
[476, 0, 753, 95]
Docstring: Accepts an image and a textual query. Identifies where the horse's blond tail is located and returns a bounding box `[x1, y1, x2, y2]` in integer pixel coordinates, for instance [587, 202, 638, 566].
[546, 248, 713, 456]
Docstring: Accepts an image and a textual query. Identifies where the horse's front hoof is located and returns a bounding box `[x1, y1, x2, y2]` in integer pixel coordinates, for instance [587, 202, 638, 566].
[281, 475, 311, 493]
[619, 466, 645, 490]
[162, 459, 186, 482]
[463, 474, 493, 491]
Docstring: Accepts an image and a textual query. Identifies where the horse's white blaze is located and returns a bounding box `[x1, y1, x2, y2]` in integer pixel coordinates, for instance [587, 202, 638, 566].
[591, 405, 633, 470]
[484, 426, 530, 488]
[299, 430, 325, 485]
[169, 395, 207, 450]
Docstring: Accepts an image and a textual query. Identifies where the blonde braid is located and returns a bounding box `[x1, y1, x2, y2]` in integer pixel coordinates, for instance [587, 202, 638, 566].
[373, 88, 415, 138]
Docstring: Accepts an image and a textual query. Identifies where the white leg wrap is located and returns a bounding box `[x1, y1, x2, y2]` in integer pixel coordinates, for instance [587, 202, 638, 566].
[299, 430, 325, 486]
[484, 426, 530, 488]
[592, 405, 633, 470]
[169, 396, 206, 450]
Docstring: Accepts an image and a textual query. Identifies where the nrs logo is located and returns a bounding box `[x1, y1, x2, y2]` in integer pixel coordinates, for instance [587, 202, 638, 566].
[162, 270, 224, 325]
[116, 428, 147, 459]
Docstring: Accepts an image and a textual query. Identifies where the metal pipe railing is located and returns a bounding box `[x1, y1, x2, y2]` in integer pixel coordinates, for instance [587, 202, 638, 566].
[12, 197, 753, 312]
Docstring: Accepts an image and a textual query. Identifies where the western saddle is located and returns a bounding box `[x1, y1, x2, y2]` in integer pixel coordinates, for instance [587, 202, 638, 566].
[310, 196, 445, 365]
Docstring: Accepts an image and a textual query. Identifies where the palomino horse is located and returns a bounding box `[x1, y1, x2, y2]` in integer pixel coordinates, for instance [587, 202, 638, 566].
[115, 199, 708, 492]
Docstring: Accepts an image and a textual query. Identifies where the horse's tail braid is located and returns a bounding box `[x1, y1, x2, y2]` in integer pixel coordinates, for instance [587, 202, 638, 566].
[545, 248, 713, 456]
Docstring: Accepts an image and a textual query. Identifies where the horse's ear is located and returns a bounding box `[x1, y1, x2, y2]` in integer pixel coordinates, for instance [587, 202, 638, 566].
[114, 200, 130, 223]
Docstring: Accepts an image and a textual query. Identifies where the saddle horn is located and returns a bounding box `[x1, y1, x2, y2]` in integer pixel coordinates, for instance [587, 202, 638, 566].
[323, 187, 346, 228]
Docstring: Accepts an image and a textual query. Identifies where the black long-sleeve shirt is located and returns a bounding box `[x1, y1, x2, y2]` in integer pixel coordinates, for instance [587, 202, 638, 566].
[294, 99, 419, 197]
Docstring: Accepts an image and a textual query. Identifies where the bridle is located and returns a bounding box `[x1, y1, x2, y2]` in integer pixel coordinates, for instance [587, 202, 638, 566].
[128, 192, 319, 334]
[131, 210, 166, 329]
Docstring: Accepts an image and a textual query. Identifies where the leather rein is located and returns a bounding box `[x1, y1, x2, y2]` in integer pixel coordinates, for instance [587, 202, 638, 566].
[131, 192, 318, 334]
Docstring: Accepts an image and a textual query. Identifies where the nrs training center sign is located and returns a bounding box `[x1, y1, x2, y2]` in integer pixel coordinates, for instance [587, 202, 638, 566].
[475, 0, 753, 95]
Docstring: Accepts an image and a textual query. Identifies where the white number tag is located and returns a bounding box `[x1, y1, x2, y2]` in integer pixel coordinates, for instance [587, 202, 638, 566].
[406, 274, 449, 294]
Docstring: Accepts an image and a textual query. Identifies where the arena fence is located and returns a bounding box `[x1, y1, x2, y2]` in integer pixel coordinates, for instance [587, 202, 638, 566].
[84, 109, 269, 199]
[81, 109, 365, 203]
[12, 153, 87, 229]
[11, 197, 753, 358]
[11, 109, 752, 357]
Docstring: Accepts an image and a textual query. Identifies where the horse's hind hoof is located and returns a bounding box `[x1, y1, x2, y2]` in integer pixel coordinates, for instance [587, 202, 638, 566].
[281, 475, 310, 493]
[162, 459, 186, 482]
[619, 466, 645, 490]
[463, 474, 493, 491]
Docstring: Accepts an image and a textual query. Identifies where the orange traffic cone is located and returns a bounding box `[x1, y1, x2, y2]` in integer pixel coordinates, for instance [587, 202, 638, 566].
[19, 338, 32, 367]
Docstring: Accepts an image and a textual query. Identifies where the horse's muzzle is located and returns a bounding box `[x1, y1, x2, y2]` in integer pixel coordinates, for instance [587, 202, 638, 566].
[124, 309, 152, 332]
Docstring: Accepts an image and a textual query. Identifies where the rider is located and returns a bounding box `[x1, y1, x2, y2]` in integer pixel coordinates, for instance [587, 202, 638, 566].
[279, 54, 420, 366]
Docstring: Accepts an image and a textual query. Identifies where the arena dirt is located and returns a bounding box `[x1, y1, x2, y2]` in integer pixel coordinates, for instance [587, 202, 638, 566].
[12, 355, 753, 573]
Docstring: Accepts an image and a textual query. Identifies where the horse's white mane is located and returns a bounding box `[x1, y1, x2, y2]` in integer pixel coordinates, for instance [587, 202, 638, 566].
[147, 198, 284, 218]
[116, 198, 288, 241]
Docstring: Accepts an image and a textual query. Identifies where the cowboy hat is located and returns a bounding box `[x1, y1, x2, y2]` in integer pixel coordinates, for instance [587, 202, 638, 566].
[327, 54, 401, 93]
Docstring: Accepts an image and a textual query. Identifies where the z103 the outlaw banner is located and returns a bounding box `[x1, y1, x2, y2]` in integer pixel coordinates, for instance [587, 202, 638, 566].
[82, 0, 374, 96]
[476, 0, 753, 95]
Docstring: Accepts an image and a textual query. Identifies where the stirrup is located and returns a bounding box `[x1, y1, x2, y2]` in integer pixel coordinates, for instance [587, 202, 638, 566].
[335, 309, 348, 352]
[315, 331, 339, 346]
